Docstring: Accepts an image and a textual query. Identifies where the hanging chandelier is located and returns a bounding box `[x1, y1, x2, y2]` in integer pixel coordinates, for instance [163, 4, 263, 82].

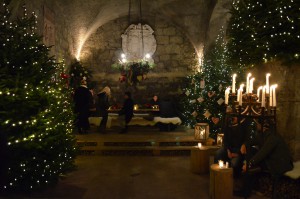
[112, 0, 156, 86]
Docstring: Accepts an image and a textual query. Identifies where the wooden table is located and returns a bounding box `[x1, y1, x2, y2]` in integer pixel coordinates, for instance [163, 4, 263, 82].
[209, 164, 233, 199]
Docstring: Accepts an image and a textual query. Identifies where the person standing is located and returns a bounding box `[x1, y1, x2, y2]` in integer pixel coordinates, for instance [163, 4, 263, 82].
[118, 91, 134, 134]
[96, 86, 111, 133]
[73, 79, 93, 134]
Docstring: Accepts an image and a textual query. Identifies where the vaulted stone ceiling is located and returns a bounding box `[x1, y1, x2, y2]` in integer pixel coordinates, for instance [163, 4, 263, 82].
[54, 0, 231, 59]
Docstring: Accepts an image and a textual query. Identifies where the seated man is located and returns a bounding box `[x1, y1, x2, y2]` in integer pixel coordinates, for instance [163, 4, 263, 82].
[214, 117, 247, 178]
[237, 121, 294, 197]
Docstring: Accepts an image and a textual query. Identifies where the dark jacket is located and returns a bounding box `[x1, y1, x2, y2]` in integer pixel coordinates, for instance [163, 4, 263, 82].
[96, 92, 110, 116]
[250, 131, 293, 175]
[119, 98, 134, 123]
[73, 86, 93, 114]
[159, 99, 178, 118]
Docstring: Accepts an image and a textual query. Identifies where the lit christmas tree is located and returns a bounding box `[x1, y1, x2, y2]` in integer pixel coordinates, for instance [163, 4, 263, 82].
[227, 0, 300, 66]
[0, 3, 77, 192]
[180, 29, 244, 139]
[69, 59, 92, 91]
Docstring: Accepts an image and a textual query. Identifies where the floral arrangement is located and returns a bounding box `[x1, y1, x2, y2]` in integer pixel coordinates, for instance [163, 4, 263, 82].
[112, 60, 155, 86]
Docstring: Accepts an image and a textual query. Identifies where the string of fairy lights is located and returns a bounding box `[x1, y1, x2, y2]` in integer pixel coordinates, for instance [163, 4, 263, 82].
[229, 0, 299, 66]
[0, 2, 76, 191]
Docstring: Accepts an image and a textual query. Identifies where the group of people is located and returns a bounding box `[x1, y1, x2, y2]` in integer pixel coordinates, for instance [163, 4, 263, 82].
[73, 82, 180, 134]
[214, 116, 294, 197]
[73, 81, 134, 134]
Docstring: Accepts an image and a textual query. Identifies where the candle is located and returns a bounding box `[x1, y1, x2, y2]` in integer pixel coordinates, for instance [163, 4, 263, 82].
[239, 89, 243, 106]
[257, 86, 262, 102]
[249, 78, 255, 93]
[225, 88, 230, 104]
[262, 86, 266, 107]
[266, 73, 271, 94]
[237, 88, 240, 102]
[273, 84, 277, 107]
[270, 85, 273, 107]
[218, 160, 224, 168]
[240, 84, 244, 92]
[232, 74, 237, 93]
[246, 73, 252, 93]
[198, 143, 202, 148]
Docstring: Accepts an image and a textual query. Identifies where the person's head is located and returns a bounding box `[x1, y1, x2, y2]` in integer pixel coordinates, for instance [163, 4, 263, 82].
[124, 91, 131, 99]
[81, 79, 87, 86]
[100, 86, 111, 96]
[153, 95, 158, 102]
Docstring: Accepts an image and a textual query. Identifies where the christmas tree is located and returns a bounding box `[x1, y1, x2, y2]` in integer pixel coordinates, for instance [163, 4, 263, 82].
[69, 59, 92, 91]
[180, 29, 244, 139]
[0, 3, 77, 192]
[227, 0, 300, 66]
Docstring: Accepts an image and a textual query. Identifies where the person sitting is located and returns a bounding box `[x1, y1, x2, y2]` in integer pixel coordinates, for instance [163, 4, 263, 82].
[214, 116, 247, 178]
[236, 121, 294, 197]
[118, 92, 134, 134]
[150, 95, 160, 107]
[96, 86, 111, 133]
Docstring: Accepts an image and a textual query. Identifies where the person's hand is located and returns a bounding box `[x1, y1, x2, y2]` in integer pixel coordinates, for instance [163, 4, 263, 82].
[242, 163, 247, 172]
[231, 153, 239, 158]
[240, 144, 247, 154]
[227, 149, 233, 159]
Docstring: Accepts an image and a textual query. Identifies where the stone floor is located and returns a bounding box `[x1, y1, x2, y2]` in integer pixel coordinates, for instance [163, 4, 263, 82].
[17, 155, 268, 199]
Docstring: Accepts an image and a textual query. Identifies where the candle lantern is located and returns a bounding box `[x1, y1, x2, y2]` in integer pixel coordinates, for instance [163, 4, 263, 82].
[134, 104, 139, 110]
[216, 133, 224, 146]
[194, 123, 209, 141]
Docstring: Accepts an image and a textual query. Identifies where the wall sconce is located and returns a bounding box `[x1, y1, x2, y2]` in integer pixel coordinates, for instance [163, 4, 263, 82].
[194, 123, 209, 141]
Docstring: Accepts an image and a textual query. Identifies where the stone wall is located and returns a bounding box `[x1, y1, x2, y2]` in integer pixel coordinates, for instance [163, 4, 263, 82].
[13, 0, 74, 64]
[251, 62, 300, 161]
[81, 16, 196, 105]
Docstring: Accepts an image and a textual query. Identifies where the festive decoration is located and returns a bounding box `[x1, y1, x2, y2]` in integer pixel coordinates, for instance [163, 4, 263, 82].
[112, 60, 154, 86]
[180, 28, 245, 139]
[0, 3, 77, 192]
[227, 0, 300, 66]
[69, 59, 92, 90]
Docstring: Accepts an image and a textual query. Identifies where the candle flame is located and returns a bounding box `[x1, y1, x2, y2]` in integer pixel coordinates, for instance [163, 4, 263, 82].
[267, 73, 271, 77]
[247, 73, 252, 77]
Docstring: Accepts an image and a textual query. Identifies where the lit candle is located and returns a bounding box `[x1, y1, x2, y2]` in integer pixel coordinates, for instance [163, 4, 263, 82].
[239, 89, 243, 106]
[262, 86, 266, 107]
[273, 84, 277, 107]
[232, 74, 237, 93]
[240, 84, 244, 92]
[257, 86, 262, 102]
[198, 143, 202, 148]
[218, 160, 224, 168]
[270, 85, 273, 107]
[225, 88, 230, 104]
[266, 73, 271, 94]
[249, 78, 255, 93]
[237, 88, 240, 102]
[246, 73, 252, 93]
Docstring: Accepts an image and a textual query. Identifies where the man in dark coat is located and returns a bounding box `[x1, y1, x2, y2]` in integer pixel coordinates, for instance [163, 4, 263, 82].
[118, 92, 134, 134]
[246, 124, 294, 175]
[96, 86, 111, 133]
[73, 80, 93, 134]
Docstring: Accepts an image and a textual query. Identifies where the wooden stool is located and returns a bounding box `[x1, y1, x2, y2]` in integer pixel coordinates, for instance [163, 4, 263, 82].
[210, 164, 233, 199]
[190, 146, 220, 174]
